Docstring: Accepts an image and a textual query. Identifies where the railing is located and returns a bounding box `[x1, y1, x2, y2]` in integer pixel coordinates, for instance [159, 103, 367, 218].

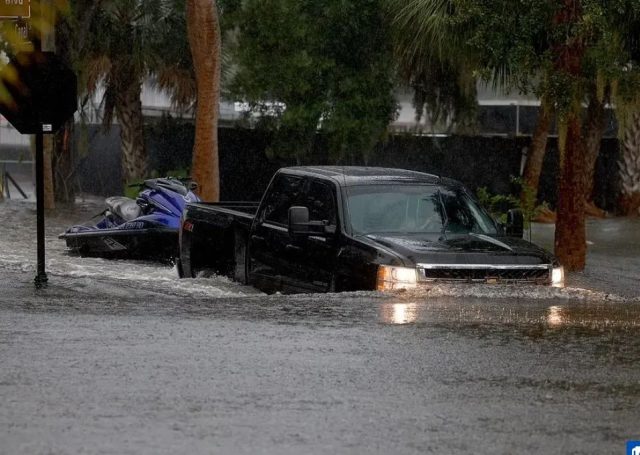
[0, 162, 30, 199]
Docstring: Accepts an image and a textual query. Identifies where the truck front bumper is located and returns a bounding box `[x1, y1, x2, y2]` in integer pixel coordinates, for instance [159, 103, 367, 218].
[376, 264, 564, 290]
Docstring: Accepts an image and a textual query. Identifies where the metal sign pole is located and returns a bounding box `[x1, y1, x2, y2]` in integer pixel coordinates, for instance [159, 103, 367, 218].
[34, 128, 47, 287]
[33, 29, 47, 287]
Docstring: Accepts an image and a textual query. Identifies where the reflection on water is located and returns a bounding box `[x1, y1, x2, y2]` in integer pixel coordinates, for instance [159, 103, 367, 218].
[542, 304, 639, 329]
[379, 302, 419, 324]
[376, 299, 640, 330]
[546, 305, 565, 327]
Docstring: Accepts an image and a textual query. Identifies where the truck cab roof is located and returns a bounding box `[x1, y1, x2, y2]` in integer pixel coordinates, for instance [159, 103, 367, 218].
[281, 166, 462, 188]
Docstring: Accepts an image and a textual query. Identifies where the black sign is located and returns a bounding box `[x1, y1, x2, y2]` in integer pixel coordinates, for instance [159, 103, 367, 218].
[0, 51, 77, 134]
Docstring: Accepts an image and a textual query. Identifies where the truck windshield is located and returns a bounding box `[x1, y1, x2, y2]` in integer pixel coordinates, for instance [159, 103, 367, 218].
[346, 184, 498, 235]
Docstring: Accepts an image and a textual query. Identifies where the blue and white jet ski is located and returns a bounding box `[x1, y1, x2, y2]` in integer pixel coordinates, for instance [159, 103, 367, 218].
[60, 177, 200, 260]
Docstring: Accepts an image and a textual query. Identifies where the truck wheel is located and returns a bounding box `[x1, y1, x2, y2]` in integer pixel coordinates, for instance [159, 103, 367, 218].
[233, 234, 249, 284]
[329, 274, 338, 293]
[176, 257, 185, 278]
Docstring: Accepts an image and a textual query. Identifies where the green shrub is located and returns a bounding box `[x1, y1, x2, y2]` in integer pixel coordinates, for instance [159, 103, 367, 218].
[476, 177, 545, 227]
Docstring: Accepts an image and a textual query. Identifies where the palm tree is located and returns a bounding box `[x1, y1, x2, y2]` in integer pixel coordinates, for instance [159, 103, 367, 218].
[185, 0, 221, 201]
[388, 0, 553, 204]
[387, 0, 477, 133]
[82, 0, 194, 184]
[581, 82, 609, 211]
[612, 7, 640, 216]
[521, 94, 553, 206]
[619, 113, 640, 215]
[52, 0, 106, 203]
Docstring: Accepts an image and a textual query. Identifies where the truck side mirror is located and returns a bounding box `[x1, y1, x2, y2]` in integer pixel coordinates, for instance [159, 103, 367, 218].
[506, 208, 524, 238]
[288, 206, 310, 235]
[288, 206, 333, 236]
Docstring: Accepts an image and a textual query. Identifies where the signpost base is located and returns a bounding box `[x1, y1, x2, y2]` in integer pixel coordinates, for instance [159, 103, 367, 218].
[34, 272, 48, 288]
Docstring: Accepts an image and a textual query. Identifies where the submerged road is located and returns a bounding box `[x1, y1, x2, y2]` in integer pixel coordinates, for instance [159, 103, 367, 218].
[1, 200, 639, 454]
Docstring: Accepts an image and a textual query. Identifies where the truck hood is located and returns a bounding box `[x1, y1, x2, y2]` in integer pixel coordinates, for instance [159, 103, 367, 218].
[362, 232, 555, 266]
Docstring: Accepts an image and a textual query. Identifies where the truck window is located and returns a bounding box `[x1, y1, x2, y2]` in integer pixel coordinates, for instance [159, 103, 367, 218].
[261, 174, 304, 225]
[304, 180, 337, 225]
[346, 184, 497, 235]
[347, 185, 442, 234]
[439, 188, 497, 234]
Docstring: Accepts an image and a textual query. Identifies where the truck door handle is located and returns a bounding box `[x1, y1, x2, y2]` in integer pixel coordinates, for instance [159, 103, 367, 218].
[251, 235, 265, 244]
[285, 244, 302, 253]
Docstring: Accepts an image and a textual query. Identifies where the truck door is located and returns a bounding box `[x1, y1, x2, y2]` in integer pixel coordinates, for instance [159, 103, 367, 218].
[248, 173, 305, 293]
[281, 179, 339, 293]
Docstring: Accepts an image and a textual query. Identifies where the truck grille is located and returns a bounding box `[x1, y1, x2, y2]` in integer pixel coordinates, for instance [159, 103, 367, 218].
[417, 264, 551, 284]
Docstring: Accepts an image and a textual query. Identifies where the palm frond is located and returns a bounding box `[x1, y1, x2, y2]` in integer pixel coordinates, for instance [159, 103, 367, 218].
[101, 82, 117, 130]
[154, 66, 197, 111]
[85, 55, 112, 95]
[387, 0, 463, 70]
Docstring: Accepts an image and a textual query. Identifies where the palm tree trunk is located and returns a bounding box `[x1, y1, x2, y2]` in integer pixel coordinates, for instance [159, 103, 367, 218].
[555, 114, 587, 270]
[619, 112, 640, 216]
[521, 97, 553, 205]
[43, 137, 55, 209]
[186, 0, 221, 202]
[53, 13, 76, 203]
[42, 134, 56, 210]
[53, 120, 76, 203]
[582, 86, 607, 205]
[115, 77, 147, 183]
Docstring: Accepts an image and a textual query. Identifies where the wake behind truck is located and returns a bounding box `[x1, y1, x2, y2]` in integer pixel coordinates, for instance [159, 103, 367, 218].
[178, 166, 564, 293]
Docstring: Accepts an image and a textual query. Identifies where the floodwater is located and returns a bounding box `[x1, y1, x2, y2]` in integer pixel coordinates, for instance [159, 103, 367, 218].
[1, 199, 639, 454]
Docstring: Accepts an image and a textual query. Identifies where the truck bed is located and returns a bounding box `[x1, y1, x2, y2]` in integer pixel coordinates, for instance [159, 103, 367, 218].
[187, 201, 259, 216]
[179, 201, 260, 278]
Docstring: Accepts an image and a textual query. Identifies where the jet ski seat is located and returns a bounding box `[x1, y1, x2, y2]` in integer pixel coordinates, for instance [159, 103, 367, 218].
[105, 196, 142, 221]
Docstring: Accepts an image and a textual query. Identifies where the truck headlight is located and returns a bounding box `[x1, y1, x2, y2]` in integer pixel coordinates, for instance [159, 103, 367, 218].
[377, 265, 418, 291]
[551, 266, 565, 288]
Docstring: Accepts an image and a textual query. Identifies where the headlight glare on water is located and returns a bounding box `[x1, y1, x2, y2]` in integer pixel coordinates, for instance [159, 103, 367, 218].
[377, 265, 418, 291]
[551, 266, 565, 288]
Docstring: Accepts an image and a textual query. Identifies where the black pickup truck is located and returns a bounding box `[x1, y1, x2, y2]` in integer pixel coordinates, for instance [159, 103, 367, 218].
[178, 166, 564, 293]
